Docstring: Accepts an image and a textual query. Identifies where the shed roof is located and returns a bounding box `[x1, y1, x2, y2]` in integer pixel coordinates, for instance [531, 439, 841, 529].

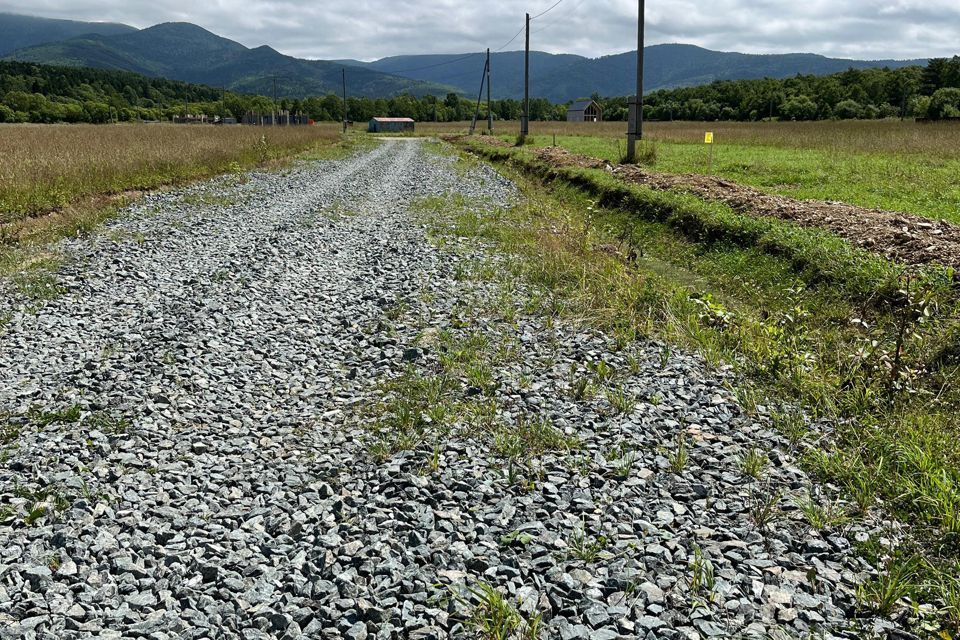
[371, 117, 415, 122]
[567, 100, 598, 112]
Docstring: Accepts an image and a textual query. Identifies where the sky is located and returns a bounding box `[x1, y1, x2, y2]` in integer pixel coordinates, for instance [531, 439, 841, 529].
[2, 0, 959, 61]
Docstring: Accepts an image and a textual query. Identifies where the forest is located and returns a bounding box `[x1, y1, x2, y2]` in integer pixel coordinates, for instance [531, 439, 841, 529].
[1, 57, 959, 124]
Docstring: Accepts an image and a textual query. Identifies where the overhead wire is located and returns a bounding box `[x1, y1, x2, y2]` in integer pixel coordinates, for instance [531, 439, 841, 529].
[531, 0, 589, 35]
[494, 24, 526, 52]
[379, 51, 483, 74]
[530, 0, 566, 20]
[373, 0, 577, 90]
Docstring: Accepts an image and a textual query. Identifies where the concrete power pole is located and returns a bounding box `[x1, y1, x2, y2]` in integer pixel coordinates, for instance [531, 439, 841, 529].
[342, 68, 348, 133]
[521, 13, 530, 141]
[626, 0, 645, 162]
[486, 48, 493, 133]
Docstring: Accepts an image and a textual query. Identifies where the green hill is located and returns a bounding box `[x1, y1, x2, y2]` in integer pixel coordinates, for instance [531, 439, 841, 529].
[2, 13, 934, 102]
[5, 22, 454, 98]
[0, 12, 136, 57]
[351, 44, 927, 101]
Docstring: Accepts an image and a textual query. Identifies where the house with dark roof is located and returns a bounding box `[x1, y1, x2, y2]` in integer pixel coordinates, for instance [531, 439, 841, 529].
[566, 99, 603, 123]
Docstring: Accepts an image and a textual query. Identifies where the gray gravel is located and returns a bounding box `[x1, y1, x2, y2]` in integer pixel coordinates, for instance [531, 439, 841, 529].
[0, 139, 893, 639]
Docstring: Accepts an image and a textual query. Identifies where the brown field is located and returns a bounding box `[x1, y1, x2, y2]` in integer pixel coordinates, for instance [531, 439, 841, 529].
[415, 119, 960, 157]
[0, 122, 343, 224]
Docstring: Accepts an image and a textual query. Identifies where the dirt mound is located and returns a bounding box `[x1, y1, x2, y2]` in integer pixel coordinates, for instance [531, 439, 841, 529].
[532, 145, 960, 273]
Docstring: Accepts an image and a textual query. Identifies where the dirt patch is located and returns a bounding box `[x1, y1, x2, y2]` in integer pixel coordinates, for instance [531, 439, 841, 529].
[531, 145, 960, 273]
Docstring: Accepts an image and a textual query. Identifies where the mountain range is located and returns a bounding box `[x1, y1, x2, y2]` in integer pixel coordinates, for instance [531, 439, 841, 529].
[1, 12, 929, 101]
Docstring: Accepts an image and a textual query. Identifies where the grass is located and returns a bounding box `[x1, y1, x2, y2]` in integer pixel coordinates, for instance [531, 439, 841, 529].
[459, 582, 541, 640]
[793, 492, 850, 532]
[461, 138, 937, 301]
[0, 123, 347, 223]
[419, 119, 960, 223]
[431, 140, 960, 632]
[0, 123, 354, 279]
[739, 448, 769, 480]
[568, 525, 609, 562]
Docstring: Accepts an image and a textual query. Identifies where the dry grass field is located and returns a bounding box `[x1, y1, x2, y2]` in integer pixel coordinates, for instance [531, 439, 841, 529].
[0, 123, 344, 224]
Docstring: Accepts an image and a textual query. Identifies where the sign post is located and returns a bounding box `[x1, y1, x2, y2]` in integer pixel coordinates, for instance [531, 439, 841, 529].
[705, 131, 714, 173]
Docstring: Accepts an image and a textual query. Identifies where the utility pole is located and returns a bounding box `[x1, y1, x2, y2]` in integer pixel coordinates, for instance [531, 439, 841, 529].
[486, 48, 493, 133]
[184, 86, 188, 123]
[470, 54, 488, 134]
[221, 86, 226, 124]
[272, 76, 278, 126]
[521, 13, 530, 141]
[625, 0, 644, 162]
[342, 68, 348, 133]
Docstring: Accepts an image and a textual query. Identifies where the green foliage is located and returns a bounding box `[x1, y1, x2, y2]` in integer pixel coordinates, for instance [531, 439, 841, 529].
[603, 57, 960, 122]
[459, 582, 542, 640]
[929, 88, 960, 119]
[739, 448, 768, 479]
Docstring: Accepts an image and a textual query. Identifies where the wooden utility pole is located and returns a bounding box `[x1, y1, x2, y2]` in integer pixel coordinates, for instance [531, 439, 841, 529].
[626, 0, 644, 161]
[521, 13, 530, 140]
[486, 48, 493, 133]
[342, 68, 348, 133]
[470, 54, 489, 134]
[272, 76, 278, 126]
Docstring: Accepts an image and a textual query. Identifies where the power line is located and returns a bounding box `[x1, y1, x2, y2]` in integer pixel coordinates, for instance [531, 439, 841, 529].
[530, 0, 566, 20]
[495, 24, 526, 51]
[379, 51, 483, 75]
[531, 0, 589, 35]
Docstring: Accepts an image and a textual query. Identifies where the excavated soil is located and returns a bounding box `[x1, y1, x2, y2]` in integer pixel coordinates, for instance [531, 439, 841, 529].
[524, 144, 960, 274]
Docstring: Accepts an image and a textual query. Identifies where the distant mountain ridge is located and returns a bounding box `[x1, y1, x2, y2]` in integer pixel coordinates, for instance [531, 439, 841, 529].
[2, 13, 930, 101]
[350, 45, 927, 101]
[0, 12, 136, 57]
[2, 17, 454, 98]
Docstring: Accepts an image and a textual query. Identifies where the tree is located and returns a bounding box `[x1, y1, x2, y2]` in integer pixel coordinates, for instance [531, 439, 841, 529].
[779, 95, 818, 120]
[833, 99, 863, 119]
[928, 88, 960, 119]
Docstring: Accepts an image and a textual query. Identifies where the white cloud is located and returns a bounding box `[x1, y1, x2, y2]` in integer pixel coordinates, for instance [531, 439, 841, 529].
[2, 0, 958, 60]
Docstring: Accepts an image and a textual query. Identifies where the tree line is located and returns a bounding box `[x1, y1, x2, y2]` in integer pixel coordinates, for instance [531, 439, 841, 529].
[2, 57, 959, 125]
[0, 61, 561, 125]
[602, 57, 960, 122]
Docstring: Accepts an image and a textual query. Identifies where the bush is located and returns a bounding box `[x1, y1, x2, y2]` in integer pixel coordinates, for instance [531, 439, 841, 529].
[928, 88, 960, 119]
[833, 99, 864, 120]
[779, 96, 818, 121]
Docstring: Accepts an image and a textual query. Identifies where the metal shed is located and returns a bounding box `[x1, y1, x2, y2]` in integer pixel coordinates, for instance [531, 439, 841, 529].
[369, 117, 415, 133]
[566, 100, 603, 123]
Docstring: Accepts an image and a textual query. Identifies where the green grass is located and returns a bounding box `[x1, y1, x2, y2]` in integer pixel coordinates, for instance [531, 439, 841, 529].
[464, 139, 946, 302]
[498, 133, 960, 224]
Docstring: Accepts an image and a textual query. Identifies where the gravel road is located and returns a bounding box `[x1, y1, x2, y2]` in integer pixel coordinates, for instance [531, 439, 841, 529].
[1, 139, 891, 639]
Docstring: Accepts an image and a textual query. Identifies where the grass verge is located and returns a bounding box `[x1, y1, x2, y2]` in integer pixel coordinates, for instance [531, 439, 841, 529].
[442, 141, 960, 633]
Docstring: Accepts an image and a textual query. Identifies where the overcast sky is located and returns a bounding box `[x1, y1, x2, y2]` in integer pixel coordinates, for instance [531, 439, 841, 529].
[3, 0, 959, 61]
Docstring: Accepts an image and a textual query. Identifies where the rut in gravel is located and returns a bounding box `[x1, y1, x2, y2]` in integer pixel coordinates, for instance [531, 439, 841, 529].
[1, 139, 896, 640]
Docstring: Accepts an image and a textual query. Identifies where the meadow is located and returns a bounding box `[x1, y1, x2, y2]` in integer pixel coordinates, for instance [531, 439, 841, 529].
[0, 123, 344, 225]
[419, 119, 960, 223]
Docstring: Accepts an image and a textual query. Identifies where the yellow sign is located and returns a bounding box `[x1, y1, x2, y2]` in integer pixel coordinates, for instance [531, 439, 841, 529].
[704, 132, 714, 144]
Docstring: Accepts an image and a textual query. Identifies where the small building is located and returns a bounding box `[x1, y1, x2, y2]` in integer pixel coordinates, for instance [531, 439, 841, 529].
[566, 99, 603, 123]
[368, 117, 415, 133]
